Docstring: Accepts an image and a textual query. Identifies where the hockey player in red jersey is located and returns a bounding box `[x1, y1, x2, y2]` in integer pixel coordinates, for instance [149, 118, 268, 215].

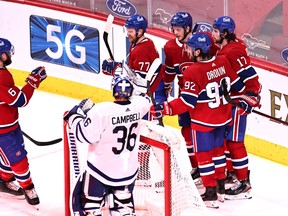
[102, 14, 165, 182]
[163, 13, 220, 183]
[151, 33, 247, 208]
[64, 64, 152, 216]
[0, 38, 47, 206]
[212, 16, 262, 200]
[163, 12, 198, 179]
[102, 14, 165, 103]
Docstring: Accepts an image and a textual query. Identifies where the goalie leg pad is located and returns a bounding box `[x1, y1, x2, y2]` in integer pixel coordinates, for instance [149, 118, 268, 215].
[109, 185, 135, 216]
[82, 195, 103, 216]
[72, 172, 105, 216]
[71, 175, 86, 216]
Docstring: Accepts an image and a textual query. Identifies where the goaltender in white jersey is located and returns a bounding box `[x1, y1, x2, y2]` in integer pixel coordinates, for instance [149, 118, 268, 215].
[64, 64, 152, 216]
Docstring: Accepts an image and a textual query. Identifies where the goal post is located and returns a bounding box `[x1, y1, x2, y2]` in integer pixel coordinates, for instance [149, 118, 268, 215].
[63, 119, 209, 216]
[139, 135, 171, 216]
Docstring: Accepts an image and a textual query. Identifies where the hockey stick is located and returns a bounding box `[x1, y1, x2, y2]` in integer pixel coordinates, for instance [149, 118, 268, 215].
[64, 122, 81, 179]
[63, 117, 82, 216]
[221, 79, 288, 126]
[146, 58, 164, 126]
[22, 131, 62, 146]
[103, 14, 115, 60]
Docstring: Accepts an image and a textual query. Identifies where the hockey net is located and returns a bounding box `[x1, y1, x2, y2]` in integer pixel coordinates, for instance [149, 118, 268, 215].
[63, 120, 209, 216]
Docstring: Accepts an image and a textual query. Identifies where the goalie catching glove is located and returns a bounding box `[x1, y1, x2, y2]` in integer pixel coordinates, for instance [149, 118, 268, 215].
[25, 66, 47, 88]
[102, 58, 122, 76]
[233, 92, 261, 115]
[64, 98, 94, 122]
[150, 101, 172, 119]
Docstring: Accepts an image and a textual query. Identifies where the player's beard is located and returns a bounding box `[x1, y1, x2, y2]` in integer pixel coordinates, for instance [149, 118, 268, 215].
[192, 51, 198, 62]
[0, 55, 12, 66]
[129, 35, 138, 46]
[214, 37, 224, 45]
[4, 57, 12, 66]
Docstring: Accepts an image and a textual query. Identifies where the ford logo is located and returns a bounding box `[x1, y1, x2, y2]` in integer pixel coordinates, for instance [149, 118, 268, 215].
[106, 0, 137, 18]
[281, 48, 288, 64]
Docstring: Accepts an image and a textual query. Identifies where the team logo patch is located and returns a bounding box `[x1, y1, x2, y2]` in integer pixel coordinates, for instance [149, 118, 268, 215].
[281, 48, 288, 64]
[179, 62, 194, 74]
[106, 0, 137, 18]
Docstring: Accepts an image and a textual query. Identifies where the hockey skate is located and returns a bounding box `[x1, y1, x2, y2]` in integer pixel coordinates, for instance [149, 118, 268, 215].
[216, 179, 225, 203]
[24, 184, 40, 209]
[0, 179, 24, 199]
[224, 171, 238, 189]
[201, 186, 219, 209]
[225, 179, 252, 200]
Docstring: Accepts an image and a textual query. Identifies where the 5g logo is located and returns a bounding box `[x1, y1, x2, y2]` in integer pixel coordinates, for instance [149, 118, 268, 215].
[30, 15, 100, 73]
[46, 25, 85, 64]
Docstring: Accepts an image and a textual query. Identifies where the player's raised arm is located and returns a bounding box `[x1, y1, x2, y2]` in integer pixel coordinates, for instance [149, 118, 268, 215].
[0, 37, 43, 209]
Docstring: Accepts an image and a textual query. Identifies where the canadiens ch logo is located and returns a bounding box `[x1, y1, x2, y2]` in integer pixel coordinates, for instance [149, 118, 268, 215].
[106, 0, 137, 18]
[179, 62, 194, 73]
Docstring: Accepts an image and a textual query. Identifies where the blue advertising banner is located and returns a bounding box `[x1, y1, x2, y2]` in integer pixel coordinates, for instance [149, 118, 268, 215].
[30, 15, 100, 73]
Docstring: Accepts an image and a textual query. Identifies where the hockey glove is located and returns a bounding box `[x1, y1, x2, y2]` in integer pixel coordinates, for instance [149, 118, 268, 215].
[131, 73, 148, 95]
[234, 93, 261, 115]
[78, 98, 94, 114]
[63, 105, 83, 122]
[64, 98, 94, 122]
[102, 58, 122, 76]
[150, 101, 172, 119]
[25, 66, 47, 88]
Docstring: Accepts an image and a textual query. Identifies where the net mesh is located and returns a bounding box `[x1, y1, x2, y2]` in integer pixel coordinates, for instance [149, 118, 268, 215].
[133, 121, 209, 216]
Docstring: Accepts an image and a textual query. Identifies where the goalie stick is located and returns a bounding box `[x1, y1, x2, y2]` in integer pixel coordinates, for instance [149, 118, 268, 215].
[22, 131, 62, 146]
[103, 14, 115, 60]
[221, 79, 288, 126]
[63, 118, 81, 216]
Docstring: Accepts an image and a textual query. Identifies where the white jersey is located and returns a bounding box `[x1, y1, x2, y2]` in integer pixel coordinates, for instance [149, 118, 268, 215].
[69, 95, 151, 186]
